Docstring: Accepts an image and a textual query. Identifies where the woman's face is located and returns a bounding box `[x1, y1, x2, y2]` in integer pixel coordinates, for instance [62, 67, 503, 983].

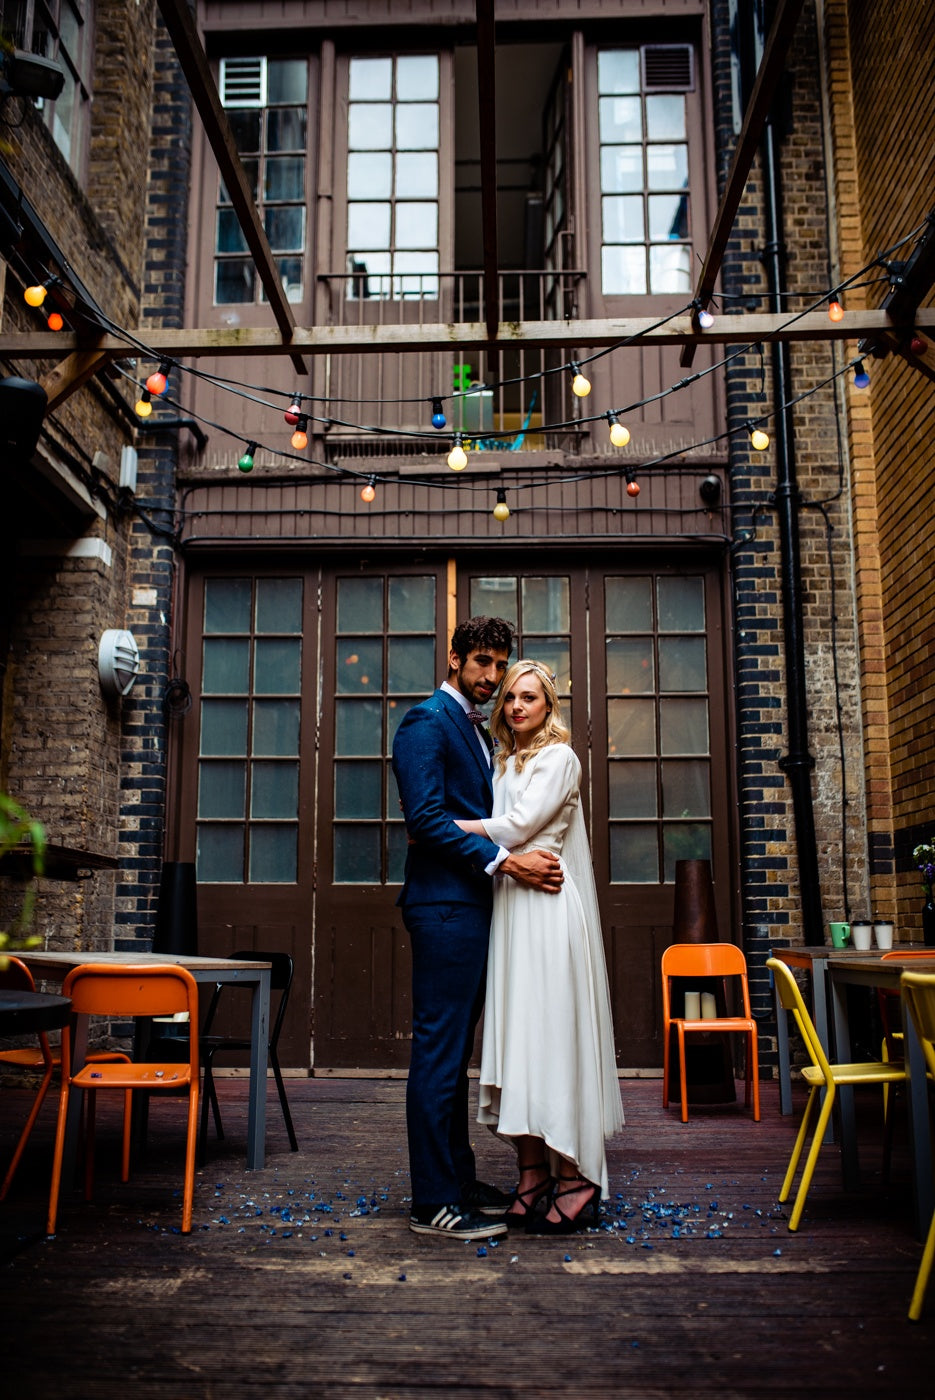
[502, 672, 549, 746]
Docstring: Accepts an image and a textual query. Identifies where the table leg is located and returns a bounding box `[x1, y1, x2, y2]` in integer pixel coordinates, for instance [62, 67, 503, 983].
[901, 997, 934, 1241]
[830, 973, 859, 1189]
[245, 969, 270, 1170]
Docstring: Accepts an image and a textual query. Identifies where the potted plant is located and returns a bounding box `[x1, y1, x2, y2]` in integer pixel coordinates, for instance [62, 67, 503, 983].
[0, 792, 46, 959]
[912, 837, 935, 947]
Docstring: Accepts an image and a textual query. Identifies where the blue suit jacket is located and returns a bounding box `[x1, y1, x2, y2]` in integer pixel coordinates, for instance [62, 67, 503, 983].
[392, 688, 501, 911]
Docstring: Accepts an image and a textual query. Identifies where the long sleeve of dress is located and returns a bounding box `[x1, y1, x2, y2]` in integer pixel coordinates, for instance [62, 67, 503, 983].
[481, 745, 580, 853]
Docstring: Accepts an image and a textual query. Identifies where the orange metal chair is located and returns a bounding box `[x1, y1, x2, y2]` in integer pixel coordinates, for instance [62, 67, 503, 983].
[899, 970, 935, 1322]
[46, 963, 200, 1236]
[661, 942, 760, 1123]
[767, 956, 908, 1232]
[0, 956, 131, 1201]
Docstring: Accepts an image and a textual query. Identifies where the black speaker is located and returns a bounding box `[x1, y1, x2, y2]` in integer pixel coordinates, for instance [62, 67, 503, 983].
[0, 377, 47, 461]
[153, 861, 198, 956]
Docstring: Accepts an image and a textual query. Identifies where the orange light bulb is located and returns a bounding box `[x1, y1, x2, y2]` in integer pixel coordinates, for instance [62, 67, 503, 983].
[47, 312, 64, 331]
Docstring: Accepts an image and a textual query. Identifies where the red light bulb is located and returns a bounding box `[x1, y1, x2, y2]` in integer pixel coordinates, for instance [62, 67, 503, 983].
[47, 311, 64, 331]
[910, 335, 928, 355]
[284, 398, 302, 426]
[626, 479, 640, 497]
[145, 369, 168, 396]
[828, 298, 844, 322]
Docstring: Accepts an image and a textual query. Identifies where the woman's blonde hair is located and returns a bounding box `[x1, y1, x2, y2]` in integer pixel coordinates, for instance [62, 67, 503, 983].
[490, 660, 570, 772]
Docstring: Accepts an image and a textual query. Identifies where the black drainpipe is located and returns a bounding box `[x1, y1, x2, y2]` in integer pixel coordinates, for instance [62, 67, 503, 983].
[760, 116, 825, 945]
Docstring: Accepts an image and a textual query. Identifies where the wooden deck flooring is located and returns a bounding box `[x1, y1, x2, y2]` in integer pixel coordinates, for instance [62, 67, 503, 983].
[0, 1075, 932, 1398]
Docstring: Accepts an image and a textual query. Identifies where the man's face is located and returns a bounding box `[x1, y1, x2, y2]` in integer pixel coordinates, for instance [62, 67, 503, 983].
[449, 647, 510, 707]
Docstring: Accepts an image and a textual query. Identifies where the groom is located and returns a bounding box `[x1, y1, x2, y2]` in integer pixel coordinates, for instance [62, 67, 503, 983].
[392, 615, 563, 1239]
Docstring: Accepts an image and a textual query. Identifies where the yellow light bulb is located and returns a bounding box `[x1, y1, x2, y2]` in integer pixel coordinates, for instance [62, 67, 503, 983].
[135, 396, 153, 418]
[572, 372, 591, 397]
[24, 284, 47, 308]
[610, 421, 630, 448]
[448, 444, 467, 471]
[493, 501, 510, 521]
[750, 428, 770, 451]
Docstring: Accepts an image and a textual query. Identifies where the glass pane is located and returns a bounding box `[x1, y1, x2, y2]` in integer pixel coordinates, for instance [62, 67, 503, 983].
[265, 206, 304, 252]
[397, 55, 439, 100]
[598, 49, 640, 94]
[334, 826, 381, 883]
[268, 59, 308, 105]
[205, 578, 252, 633]
[662, 760, 710, 818]
[603, 195, 644, 243]
[338, 577, 383, 632]
[646, 95, 686, 141]
[610, 824, 658, 882]
[658, 576, 705, 631]
[252, 699, 300, 755]
[647, 143, 688, 190]
[386, 824, 408, 884]
[393, 253, 438, 297]
[609, 760, 657, 818]
[228, 109, 261, 152]
[275, 257, 303, 302]
[265, 156, 305, 201]
[607, 638, 655, 693]
[388, 637, 436, 693]
[220, 161, 258, 203]
[249, 825, 297, 883]
[198, 762, 246, 819]
[649, 193, 688, 241]
[396, 202, 438, 249]
[267, 108, 306, 152]
[349, 57, 393, 101]
[663, 824, 711, 882]
[217, 209, 249, 254]
[396, 104, 439, 151]
[650, 244, 691, 294]
[396, 152, 438, 198]
[387, 697, 418, 747]
[608, 698, 655, 755]
[336, 699, 383, 755]
[386, 761, 402, 819]
[599, 96, 642, 144]
[606, 577, 652, 632]
[470, 576, 517, 621]
[197, 825, 244, 883]
[254, 638, 302, 694]
[202, 638, 250, 693]
[348, 151, 392, 199]
[215, 259, 255, 304]
[520, 640, 570, 695]
[660, 698, 708, 755]
[388, 575, 435, 630]
[659, 637, 706, 692]
[337, 638, 383, 693]
[349, 103, 392, 150]
[335, 760, 382, 819]
[348, 202, 391, 250]
[522, 576, 569, 632]
[256, 577, 303, 633]
[602, 245, 646, 295]
[201, 699, 247, 756]
[600, 146, 643, 195]
[251, 761, 298, 819]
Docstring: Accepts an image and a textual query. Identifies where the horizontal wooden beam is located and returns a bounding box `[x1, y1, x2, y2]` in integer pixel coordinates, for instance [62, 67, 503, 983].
[4, 308, 933, 364]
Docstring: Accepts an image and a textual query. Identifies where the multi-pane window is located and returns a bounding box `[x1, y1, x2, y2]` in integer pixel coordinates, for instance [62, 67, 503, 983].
[469, 575, 573, 737]
[6, 1, 93, 173]
[606, 574, 711, 882]
[333, 575, 437, 883]
[345, 54, 440, 300]
[215, 57, 308, 305]
[597, 46, 693, 296]
[196, 577, 303, 883]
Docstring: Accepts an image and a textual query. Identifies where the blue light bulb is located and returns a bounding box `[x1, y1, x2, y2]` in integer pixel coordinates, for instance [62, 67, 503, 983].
[431, 398, 447, 429]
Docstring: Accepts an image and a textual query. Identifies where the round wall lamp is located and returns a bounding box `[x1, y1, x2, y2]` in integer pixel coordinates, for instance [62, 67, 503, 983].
[98, 630, 141, 699]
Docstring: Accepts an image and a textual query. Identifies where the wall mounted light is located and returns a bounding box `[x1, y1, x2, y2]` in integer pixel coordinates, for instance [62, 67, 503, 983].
[98, 630, 141, 699]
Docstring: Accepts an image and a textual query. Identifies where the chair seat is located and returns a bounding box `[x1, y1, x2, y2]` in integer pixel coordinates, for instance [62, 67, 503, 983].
[676, 1016, 756, 1033]
[73, 1062, 192, 1089]
[800, 1061, 906, 1087]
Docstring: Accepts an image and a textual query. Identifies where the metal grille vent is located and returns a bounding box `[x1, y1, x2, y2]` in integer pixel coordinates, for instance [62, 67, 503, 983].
[642, 44, 694, 92]
[219, 57, 267, 108]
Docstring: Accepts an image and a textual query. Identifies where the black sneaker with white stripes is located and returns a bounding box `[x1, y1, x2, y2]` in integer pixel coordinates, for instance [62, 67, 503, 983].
[409, 1203, 508, 1240]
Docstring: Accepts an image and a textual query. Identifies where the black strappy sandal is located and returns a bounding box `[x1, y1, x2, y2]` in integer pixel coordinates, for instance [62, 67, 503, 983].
[505, 1161, 553, 1228]
[524, 1173, 600, 1234]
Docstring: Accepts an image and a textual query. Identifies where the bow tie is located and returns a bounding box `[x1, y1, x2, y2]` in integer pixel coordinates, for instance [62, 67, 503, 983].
[466, 710, 488, 726]
[466, 710, 494, 754]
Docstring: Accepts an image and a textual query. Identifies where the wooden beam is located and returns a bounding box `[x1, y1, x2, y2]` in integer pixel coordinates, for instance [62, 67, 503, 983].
[39, 347, 114, 410]
[680, 0, 806, 367]
[5, 308, 934, 367]
[475, 0, 500, 340]
[155, 0, 307, 376]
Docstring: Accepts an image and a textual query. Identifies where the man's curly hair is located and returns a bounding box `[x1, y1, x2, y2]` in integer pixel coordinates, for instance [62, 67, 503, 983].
[448, 616, 516, 667]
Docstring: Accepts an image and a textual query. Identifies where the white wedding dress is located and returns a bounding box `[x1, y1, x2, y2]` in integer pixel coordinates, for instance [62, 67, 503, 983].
[477, 743, 623, 1193]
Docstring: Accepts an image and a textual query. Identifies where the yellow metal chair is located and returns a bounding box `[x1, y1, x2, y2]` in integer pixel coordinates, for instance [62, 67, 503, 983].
[766, 957, 908, 1232]
[898, 970, 935, 1322]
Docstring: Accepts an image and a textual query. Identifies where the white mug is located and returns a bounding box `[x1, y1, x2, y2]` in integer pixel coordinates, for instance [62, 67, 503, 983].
[873, 922, 894, 950]
[851, 922, 873, 951]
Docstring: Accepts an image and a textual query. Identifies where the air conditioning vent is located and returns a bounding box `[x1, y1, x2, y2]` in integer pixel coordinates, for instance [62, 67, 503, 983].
[642, 44, 694, 92]
[219, 56, 267, 108]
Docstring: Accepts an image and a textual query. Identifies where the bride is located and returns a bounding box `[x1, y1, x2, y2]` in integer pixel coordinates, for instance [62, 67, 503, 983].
[455, 659, 623, 1232]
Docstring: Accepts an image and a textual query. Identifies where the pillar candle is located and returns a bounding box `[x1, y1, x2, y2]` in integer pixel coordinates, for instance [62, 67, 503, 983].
[683, 990, 701, 1020]
[701, 991, 717, 1019]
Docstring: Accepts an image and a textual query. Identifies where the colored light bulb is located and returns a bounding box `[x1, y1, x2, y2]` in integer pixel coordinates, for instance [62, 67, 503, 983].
[135, 391, 153, 418]
[291, 416, 309, 450]
[448, 438, 467, 471]
[626, 478, 640, 497]
[47, 311, 64, 331]
[360, 479, 376, 502]
[571, 368, 591, 397]
[493, 489, 510, 521]
[146, 363, 170, 396]
[238, 443, 256, 473]
[828, 298, 844, 322]
[697, 306, 715, 329]
[609, 414, 630, 448]
[284, 398, 302, 426]
[24, 283, 47, 308]
[431, 398, 447, 430]
[750, 427, 770, 451]
[853, 361, 870, 389]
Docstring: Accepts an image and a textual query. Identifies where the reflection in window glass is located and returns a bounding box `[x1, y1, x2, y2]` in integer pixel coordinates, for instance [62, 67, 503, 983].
[660, 698, 708, 755]
[662, 760, 710, 818]
[606, 577, 653, 632]
[610, 825, 658, 882]
[471, 576, 518, 620]
[658, 576, 705, 631]
[336, 639, 383, 693]
[607, 638, 655, 693]
[658, 637, 706, 692]
[608, 698, 656, 755]
[609, 761, 657, 818]
[522, 576, 569, 633]
[663, 824, 711, 881]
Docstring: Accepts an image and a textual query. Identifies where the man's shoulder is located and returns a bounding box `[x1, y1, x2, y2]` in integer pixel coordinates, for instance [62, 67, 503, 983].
[393, 689, 450, 746]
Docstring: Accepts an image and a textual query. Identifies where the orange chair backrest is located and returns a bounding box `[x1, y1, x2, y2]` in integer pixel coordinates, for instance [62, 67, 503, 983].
[900, 972, 935, 1081]
[60, 963, 200, 1075]
[0, 956, 36, 993]
[661, 941, 752, 1018]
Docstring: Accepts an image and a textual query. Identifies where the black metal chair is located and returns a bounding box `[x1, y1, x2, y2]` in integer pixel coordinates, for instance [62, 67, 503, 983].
[198, 950, 298, 1165]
